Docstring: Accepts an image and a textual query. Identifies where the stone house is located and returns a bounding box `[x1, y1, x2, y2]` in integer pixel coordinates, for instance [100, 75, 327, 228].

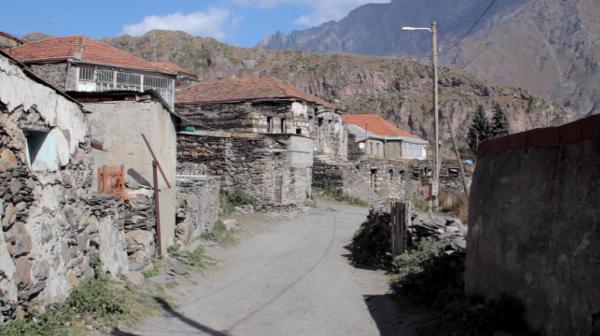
[8, 36, 177, 109]
[0, 50, 128, 320]
[176, 77, 322, 208]
[69, 90, 182, 258]
[342, 114, 427, 161]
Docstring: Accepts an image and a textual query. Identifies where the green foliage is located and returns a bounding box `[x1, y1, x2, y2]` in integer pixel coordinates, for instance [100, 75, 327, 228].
[314, 186, 369, 207]
[349, 212, 392, 268]
[391, 241, 534, 336]
[490, 103, 511, 138]
[169, 246, 208, 270]
[0, 278, 127, 336]
[142, 265, 160, 279]
[391, 240, 447, 278]
[201, 221, 236, 245]
[220, 189, 259, 215]
[467, 105, 492, 154]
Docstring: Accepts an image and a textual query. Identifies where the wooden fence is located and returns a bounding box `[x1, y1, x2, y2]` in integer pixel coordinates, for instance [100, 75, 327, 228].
[98, 165, 126, 200]
[390, 201, 411, 257]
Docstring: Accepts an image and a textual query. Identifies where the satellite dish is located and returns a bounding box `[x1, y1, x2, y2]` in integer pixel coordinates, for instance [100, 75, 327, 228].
[359, 142, 366, 150]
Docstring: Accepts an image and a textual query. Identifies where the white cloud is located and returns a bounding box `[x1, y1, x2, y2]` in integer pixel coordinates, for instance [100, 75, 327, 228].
[232, 0, 389, 26]
[122, 8, 232, 40]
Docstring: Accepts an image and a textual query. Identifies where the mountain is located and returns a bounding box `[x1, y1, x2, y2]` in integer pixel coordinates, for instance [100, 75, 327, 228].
[451, 0, 600, 116]
[105, 30, 571, 157]
[259, 0, 528, 58]
[260, 0, 599, 117]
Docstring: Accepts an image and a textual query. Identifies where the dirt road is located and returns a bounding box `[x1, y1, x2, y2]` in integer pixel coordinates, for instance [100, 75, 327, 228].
[122, 201, 414, 336]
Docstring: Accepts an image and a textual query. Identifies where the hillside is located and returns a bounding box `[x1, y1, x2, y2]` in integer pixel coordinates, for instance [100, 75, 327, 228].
[105, 30, 571, 157]
[451, 0, 600, 116]
[259, 0, 600, 117]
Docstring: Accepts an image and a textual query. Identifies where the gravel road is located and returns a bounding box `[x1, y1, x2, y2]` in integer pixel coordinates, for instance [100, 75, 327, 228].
[120, 201, 415, 336]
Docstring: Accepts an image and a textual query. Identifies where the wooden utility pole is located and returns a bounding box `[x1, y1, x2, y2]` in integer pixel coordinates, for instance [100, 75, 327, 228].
[444, 107, 470, 197]
[432, 21, 440, 210]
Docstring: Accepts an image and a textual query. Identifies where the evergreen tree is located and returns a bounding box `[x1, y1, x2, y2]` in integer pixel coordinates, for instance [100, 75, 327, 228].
[467, 105, 491, 154]
[491, 103, 511, 137]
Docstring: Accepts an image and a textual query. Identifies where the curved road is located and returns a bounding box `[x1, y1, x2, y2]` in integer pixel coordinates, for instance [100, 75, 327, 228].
[124, 201, 414, 336]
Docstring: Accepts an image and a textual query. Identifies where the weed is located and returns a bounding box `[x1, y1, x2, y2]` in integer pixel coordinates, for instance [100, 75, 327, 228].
[169, 246, 208, 271]
[220, 189, 259, 215]
[201, 221, 236, 245]
[314, 186, 369, 207]
[391, 240, 447, 278]
[142, 265, 161, 279]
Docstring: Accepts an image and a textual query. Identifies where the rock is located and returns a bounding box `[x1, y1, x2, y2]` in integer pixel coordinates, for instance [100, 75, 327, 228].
[445, 226, 459, 234]
[235, 205, 254, 214]
[429, 216, 447, 229]
[15, 257, 32, 288]
[171, 264, 188, 276]
[128, 262, 145, 271]
[149, 275, 173, 285]
[8, 179, 22, 197]
[222, 219, 239, 230]
[127, 271, 144, 286]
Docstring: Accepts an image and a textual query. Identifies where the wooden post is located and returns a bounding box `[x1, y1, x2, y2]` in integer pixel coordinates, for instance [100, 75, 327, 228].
[391, 201, 411, 257]
[153, 161, 162, 257]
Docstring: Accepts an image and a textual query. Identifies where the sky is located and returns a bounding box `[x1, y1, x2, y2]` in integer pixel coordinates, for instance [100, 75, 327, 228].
[1, 0, 388, 47]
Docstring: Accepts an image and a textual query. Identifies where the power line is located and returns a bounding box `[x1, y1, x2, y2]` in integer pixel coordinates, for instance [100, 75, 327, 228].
[440, 0, 498, 60]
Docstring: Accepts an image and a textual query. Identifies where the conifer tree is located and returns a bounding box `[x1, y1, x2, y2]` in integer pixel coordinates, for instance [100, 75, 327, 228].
[467, 105, 491, 154]
[491, 103, 511, 137]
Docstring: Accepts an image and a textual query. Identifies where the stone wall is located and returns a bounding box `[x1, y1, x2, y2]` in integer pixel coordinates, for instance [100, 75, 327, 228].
[177, 131, 312, 208]
[466, 114, 600, 335]
[310, 110, 347, 160]
[27, 63, 70, 91]
[0, 54, 127, 320]
[175, 175, 219, 246]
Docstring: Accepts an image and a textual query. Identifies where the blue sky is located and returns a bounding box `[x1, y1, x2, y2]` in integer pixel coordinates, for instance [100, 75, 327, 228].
[1, 0, 388, 47]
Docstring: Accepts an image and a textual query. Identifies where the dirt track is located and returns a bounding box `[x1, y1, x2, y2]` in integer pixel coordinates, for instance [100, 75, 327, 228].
[122, 201, 415, 336]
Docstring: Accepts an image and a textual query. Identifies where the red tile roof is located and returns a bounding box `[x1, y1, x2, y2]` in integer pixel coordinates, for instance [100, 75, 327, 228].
[342, 114, 420, 139]
[153, 61, 195, 76]
[176, 76, 335, 108]
[9, 36, 173, 75]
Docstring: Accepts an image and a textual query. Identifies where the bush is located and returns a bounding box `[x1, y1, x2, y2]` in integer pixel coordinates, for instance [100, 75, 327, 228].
[349, 211, 392, 268]
[220, 189, 259, 215]
[201, 221, 236, 245]
[391, 240, 447, 278]
[66, 277, 127, 321]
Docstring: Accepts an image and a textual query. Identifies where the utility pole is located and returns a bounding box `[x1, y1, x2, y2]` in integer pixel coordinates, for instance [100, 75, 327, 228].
[402, 21, 441, 212]
[432, 21, 440, 210]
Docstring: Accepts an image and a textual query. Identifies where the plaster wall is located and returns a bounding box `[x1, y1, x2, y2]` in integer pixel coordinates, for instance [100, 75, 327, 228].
[466, 115, 600, 335]
[85, 100, 178, 255]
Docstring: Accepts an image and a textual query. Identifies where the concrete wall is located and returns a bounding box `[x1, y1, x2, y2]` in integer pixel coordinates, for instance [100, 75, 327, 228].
[85, 100, 178, 256]
[176, 175, 219, 246]
[0, 54, 127, 320]
[177, 131, 313, 208]
[466, 114, 600, 335]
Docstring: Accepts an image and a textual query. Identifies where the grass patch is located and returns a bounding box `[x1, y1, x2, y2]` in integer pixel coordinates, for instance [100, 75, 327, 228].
[392, 244, 535, 335]
[220, 189, 259, 215]
[201, 221, 237, 245]
[314, 186, 369, 207]
[141, 264, 161, 279]
[168, 245, 210, 271]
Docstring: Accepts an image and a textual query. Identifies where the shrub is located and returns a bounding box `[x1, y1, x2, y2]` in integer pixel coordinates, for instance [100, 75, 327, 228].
[66, 277, 126, 321]
[201, 221, 236, 245]
[220, 189, 259, 215]
[349, 211, 392, 268]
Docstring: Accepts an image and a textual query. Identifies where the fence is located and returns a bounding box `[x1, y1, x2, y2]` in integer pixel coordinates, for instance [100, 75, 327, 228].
[98, 165, 126, 200]
[390, 201, 411, 257]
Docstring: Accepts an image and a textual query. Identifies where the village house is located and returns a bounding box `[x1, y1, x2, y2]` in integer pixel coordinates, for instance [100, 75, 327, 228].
[176, 77, 325, 208]
[68, 90, 185, 258]
[0, 50, 129, 321]
[152, 61, 198, 85]
[342, 114, 428, 161]
[8, 36, 177, 109]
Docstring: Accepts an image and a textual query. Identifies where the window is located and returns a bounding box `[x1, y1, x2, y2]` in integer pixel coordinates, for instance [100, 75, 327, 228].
[296, 128, 302, 135]
[318, 118, 323, 127]
[25, 130, 48, 167]
[97, 69, 114, 83]
[267, 117, 273, 133]
[116, 72, 141, 90]
[370, 142, 374, 155]
[281, 118, 286, 133]
[370, 169, 377, 189]
[389, 169, 394, 182]
[79, 67, 94, 81]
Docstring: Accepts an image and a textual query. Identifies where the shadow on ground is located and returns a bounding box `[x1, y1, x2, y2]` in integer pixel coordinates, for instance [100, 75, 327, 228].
[111, 297, 230, 336]
[364, 294, 419, 336]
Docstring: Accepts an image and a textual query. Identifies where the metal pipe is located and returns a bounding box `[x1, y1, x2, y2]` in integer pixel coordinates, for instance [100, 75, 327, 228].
[153, 161, 162, 257]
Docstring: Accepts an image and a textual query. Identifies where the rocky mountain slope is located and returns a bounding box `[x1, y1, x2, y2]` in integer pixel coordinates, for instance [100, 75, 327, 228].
[105, 30, 570, 157]
[260, 0, 600, 117]
[452, 0, 600, 116]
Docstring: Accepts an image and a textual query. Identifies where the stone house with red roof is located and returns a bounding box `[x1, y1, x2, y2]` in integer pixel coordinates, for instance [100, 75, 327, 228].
[342, 114, 428, 161]
[8, 36, 177, 108]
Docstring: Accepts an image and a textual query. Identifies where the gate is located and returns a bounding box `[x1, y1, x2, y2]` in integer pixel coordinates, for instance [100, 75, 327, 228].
[98, 165, 126, 200]
[390, 201, 411, 257]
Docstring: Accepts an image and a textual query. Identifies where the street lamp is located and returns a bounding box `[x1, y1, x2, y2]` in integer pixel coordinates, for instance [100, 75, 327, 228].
[403, 21, 440, 211]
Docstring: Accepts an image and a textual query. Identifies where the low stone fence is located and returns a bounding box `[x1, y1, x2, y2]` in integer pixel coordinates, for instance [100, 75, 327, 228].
[176, 175, 220, 246]
[466, 114, 600, 335]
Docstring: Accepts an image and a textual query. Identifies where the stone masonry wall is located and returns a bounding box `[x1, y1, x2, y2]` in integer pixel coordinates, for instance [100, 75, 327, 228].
[466, 114, 600, 335]
[178, 131, 311, 208]
[0, 54, 128, 321]
[175, 175, 220, 246]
